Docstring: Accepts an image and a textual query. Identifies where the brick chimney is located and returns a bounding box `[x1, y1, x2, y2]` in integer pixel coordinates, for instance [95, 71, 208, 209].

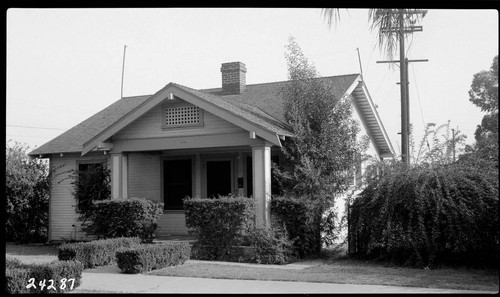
[221, 62, 246, 94]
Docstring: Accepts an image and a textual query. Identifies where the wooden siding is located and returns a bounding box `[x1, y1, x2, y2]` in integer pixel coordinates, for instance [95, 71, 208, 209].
[128, 152, 161, 202]
[114, 101, 246, 140]
[112, 132, 263, 152]
[156, 213, 190, 236]
[49, 154, 109, 242]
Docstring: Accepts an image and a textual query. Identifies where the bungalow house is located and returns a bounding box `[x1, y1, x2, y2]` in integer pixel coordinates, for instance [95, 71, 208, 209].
[28, 61, 394, 242]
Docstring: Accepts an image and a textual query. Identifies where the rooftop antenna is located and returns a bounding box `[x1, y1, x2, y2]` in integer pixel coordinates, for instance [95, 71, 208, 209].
[356, 47, 363, 79]
[121, 45, 127, 99]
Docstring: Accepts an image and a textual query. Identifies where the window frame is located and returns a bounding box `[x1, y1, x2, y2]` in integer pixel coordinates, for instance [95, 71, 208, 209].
[161, 155, 196, 212]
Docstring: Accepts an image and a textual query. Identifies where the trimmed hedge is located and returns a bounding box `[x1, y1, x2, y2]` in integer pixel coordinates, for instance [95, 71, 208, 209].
[5, 258, 30, 294]
[184, 196, 255, 260]
[5, 258, 83, 294]
[6, 257, 23, 269]
[58, 237, 141, 268]
[116, 242, 191, 274]
[87, 198, 164, 243]
[271, 196, 318, 257]
[349, 161, 499, 268]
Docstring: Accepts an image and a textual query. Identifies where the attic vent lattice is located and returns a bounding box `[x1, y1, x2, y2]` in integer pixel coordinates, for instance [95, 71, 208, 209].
[163, 105, 202, 128]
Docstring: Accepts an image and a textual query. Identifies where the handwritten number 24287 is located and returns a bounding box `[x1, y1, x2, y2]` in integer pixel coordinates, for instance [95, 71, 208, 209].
[26, 278, 75, 291]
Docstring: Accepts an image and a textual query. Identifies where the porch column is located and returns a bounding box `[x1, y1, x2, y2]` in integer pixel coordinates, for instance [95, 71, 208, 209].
[111, 153, 128, 199]
[252, 143, 272, 228]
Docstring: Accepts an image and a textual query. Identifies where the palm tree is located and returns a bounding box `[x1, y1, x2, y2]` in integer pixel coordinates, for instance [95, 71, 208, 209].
[321, 9, 427, 60]
[322, 8, 427, 163]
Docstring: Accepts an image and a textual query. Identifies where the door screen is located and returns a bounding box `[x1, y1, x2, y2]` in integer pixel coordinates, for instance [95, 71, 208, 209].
[206, 160, 232, 198]
[164, 159, 192, 210]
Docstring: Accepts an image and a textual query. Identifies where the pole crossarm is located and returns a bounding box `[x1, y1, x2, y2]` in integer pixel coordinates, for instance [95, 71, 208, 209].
[377, 59, 429, 64]
[375, 9, 427, 164]
[381, 26, 423, 33]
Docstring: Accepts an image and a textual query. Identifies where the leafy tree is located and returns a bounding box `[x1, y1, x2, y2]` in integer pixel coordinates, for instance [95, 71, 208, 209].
[5, 140, 50, 243]
[410, 121, 467, 165]
[69, 162, 111, 233]
[274, 37, 364, 253]
[322, 9, 427, 60]
[467, 55, 498, 164]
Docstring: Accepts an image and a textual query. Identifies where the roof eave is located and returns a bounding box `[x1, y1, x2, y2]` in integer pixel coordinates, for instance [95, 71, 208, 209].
[350, 81, 395, 159]
[81, 83, 287, 155]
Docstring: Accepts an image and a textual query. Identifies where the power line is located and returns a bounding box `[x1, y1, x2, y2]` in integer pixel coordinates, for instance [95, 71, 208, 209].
[127, 45, 173, 56]
[7, 98, 97, 112]
[374, 66, 390, 95]
[364, 45, 375, 77]
[377, 9, 427, 163]
[410, 62, 426, 129]
[7, 124, 66, 131]
[6, 134, 55, 139]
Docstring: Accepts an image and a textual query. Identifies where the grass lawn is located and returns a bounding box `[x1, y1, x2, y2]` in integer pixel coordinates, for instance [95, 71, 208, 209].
[5, 243, 59, 265]
[5, 243, 498, 292]
[149, 248, 499, 292]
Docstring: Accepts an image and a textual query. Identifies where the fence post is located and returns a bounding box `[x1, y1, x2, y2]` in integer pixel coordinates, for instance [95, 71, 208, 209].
[347, 204, 351, 256]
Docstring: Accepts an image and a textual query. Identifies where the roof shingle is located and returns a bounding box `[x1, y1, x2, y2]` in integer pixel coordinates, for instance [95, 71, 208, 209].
[29, 74, 360, 156]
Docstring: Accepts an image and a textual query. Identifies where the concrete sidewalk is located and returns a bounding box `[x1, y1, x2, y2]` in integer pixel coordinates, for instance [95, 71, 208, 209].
[70, 264, 496, 294]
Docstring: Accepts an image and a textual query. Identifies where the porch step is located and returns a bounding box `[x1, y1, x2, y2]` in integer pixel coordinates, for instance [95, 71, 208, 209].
[155, 213, 190, 237]
[154, 235, 197, 245]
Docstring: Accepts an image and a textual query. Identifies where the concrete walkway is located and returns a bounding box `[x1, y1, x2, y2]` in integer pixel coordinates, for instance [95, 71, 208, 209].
[70, 264, 496, 294]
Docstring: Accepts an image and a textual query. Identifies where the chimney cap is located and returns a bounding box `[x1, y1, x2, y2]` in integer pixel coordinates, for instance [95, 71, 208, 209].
[221, 61, 247, 72]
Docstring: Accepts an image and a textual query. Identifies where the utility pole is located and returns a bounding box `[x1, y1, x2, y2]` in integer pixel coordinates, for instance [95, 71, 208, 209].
[377, 9, 427, 164]
[121, 45, 127, 99]
[451, 128, 456, 162]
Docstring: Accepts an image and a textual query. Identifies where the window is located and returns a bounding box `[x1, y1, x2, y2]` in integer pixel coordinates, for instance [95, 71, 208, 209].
[75, 160, 110, 210]
[79, 163, 100, 173]
[162, 103, 203, 128]
[77, 161, 108, 179]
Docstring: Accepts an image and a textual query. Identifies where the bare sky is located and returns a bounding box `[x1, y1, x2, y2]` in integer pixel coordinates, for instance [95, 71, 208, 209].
[6, 8, 499, 156]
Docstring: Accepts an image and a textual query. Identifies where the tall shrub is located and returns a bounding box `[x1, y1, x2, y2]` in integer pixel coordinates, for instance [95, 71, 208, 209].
[184, 196, 254, 260]
[271, 196, 317, 257]
[273, 37, 366, 253]
[6, 141, 50, 243]
[245, 227, 295, 264]
[349, 159, 499, 267]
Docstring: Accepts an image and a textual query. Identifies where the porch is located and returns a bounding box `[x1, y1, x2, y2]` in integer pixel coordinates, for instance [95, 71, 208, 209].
[109, 145, 278, 236]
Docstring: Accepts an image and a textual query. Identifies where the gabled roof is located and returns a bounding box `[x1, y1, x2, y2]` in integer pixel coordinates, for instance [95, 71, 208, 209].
[201, 74, 361, 123]
[29, 73, 394, 159]
[171, 83, 294, 137]
[29, 95, 150, 155]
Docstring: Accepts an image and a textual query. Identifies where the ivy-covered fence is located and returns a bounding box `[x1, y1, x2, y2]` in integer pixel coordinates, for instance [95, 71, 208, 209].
[347, 160, 499, 268]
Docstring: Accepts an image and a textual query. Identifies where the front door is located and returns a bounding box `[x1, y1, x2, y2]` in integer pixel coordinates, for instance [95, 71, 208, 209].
[164, 159, 192, 210]
[206, 160, 232, 198]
